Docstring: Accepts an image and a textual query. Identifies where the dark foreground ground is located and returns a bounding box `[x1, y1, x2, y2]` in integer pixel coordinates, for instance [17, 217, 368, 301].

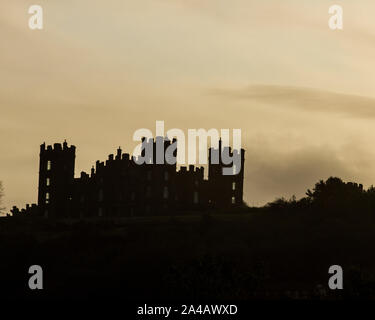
[1, 210, 374, 301]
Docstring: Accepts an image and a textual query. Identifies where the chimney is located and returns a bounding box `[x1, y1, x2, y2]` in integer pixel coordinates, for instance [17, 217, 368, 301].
[116, 147, 122, 160]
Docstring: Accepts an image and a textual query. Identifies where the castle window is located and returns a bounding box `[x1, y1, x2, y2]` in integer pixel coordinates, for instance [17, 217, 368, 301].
[98, 189, 103, 202]
[45, 192, 50, 204]
[163, 186, 169, 199]
[98, 207, 103, 217]
[232, 196, 236, 204]
[164, 171, 169, 181]
[232, 182, 236, 191]
[131, 192, 136, 201]
[46, 178, 50, 186]
[195, 180, 199, 187]
[47, 160, 51, 171]
[194, 191, 199, 204]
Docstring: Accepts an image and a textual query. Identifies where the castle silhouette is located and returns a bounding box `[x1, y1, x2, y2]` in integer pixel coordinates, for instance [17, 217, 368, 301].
[10, 138, 245, 218]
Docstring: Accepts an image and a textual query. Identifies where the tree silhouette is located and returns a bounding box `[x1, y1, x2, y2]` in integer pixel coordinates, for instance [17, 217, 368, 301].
[305, 177, 364, 214]
[266, 176, 375, 218]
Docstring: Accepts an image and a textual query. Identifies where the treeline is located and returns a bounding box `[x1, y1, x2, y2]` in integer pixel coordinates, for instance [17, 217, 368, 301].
[264, 177, 375, 220]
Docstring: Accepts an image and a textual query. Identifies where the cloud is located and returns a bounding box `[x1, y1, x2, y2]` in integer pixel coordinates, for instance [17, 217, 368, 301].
[211, 85, 375, 119]
[244, 140, 375, 206]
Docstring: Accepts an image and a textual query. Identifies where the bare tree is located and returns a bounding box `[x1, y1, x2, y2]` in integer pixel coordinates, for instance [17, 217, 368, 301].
[0, 181, 5, 214]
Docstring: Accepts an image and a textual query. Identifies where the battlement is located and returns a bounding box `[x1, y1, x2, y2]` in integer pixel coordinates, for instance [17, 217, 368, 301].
[80, 171, 90, 179]
[87, 148, 133, 177]
[10, 203, 38, 217]
[140, 136, 177, 164]
[141, 136, 177, 147]
[209, 145, 245, 164]
[10, 138, 245, 218]
[40, 140, 76, 153]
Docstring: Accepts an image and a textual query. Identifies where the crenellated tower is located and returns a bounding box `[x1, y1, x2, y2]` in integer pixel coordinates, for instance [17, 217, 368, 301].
[37, 140, 76, 218]
[208, 140, 245, 208]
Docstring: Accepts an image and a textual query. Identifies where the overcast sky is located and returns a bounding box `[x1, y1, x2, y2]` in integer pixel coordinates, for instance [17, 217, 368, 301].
[2, 0, 375, 212]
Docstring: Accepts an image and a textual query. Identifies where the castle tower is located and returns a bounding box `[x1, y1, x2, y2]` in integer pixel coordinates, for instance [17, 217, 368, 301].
[137, 136, 177, 215]
[208, 140, 245, 208]
[37, 141, 76, 218]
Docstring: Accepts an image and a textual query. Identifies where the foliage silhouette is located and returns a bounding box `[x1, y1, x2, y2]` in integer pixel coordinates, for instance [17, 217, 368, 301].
[266, 177, 375, 221]
[2, 176, 375, 300]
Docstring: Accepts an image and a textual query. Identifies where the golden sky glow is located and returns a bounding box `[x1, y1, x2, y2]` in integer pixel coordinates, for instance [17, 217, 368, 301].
[2, 0, 375, 211]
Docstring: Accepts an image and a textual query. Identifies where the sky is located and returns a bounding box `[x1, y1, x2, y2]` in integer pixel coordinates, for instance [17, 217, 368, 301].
[1, 0, 375, 212]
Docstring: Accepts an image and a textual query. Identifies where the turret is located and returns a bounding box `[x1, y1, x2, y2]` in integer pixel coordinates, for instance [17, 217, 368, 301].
[208, 140, 245, 208]
[37, 141, 76, 218]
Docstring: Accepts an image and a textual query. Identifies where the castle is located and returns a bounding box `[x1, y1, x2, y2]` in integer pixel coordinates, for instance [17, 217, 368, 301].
[10, 138, 245, 218]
